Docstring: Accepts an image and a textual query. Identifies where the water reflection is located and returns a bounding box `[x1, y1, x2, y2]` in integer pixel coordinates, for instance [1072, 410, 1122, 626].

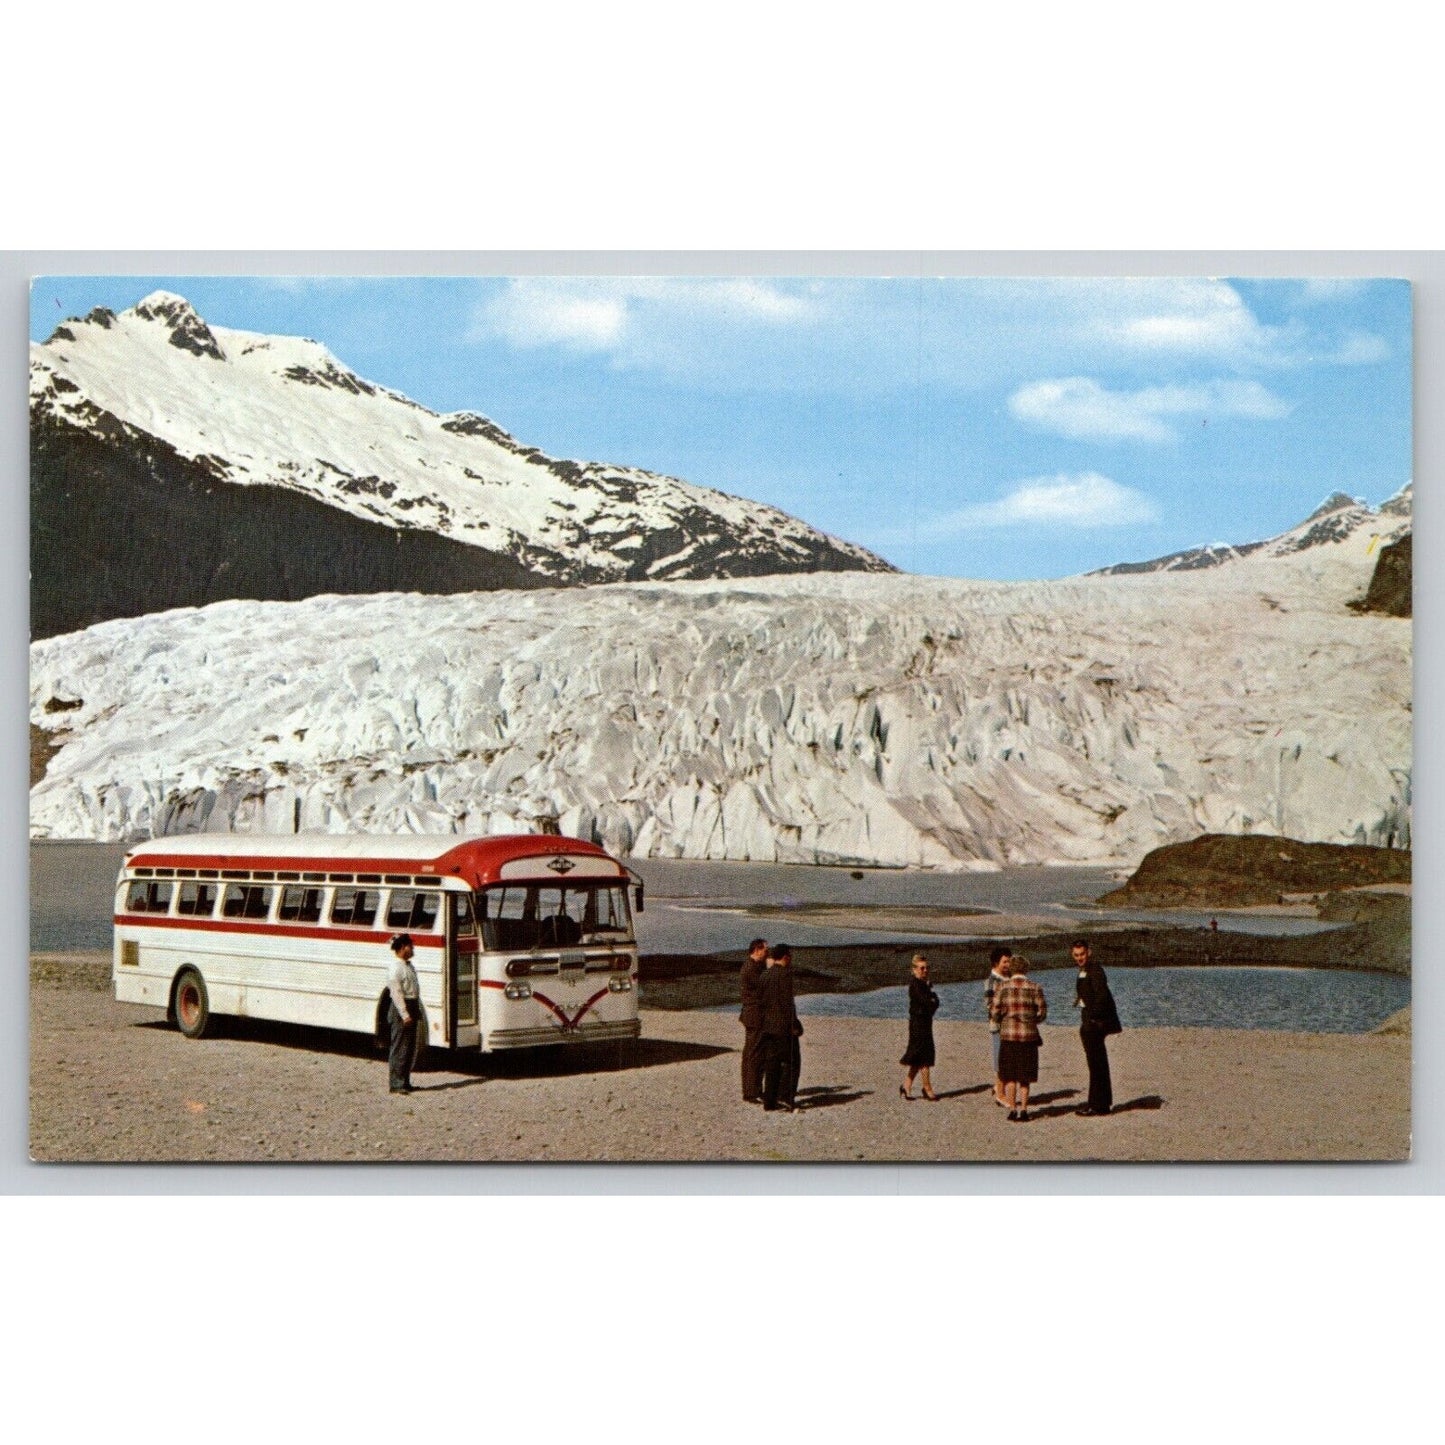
[789, 966, 1410, 1035]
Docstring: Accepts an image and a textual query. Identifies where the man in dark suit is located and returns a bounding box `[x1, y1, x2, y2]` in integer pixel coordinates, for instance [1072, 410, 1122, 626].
[758, 943, 803, 1112]
[739, 937, 769, 1102]
[1072, 939, 1121, 1115]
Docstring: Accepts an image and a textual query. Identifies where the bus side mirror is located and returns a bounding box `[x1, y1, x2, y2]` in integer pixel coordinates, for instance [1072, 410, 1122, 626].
[634, 884, 645, 914]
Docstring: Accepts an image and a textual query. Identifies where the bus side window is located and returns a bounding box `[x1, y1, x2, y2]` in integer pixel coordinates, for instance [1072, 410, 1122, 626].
[385, 890, 440, 932]
[223, 884, 273, 919]
[386, 890, 420, 930]
[126, 879, 163, 912]
[177, 880, 218, 916]
[280, 886, 324, 923]
[332, 888, 379, 927]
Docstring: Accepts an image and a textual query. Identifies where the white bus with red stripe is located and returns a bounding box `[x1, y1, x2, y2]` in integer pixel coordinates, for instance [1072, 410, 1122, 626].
[113, 833, 642, 1060]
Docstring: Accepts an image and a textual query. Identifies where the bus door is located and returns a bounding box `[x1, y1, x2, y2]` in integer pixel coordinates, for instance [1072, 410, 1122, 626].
[447, 891, 480, 1049]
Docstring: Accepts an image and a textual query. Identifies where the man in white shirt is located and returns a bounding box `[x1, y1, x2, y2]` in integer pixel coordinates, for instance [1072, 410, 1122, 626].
[387, 933, 422, 1094]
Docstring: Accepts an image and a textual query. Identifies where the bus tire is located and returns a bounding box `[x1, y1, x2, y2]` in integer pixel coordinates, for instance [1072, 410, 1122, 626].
[173, 968, 213, 1039]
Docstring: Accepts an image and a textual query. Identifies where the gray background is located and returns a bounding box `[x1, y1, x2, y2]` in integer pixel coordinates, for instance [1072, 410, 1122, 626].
[5, 248, 1436, 1193]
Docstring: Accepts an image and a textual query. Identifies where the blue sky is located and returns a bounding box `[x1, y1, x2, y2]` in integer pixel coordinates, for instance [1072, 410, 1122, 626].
[31, 274, 1412, 580]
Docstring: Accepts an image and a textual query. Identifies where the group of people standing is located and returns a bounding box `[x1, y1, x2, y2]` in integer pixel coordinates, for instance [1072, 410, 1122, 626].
[738, 939, 805, 1111]
[739, 936, 1122, 1122]
[922, 938, 1122, 1120]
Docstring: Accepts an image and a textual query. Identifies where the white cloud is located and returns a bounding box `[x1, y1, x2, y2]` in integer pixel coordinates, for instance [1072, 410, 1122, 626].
[1294, 278, 1371, 306]
[486, 288, 628, 350]
[1008, 375, 1292, 442]
[929, 473, 1160, 533]
[473, 277, 816, 354]
[1330, 330, 1390, 365]
[1084, 279, 1287, 363]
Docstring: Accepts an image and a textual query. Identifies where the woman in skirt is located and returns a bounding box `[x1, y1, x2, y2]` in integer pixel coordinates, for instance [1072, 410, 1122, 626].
[899, 954, 940, 1100]
[989, 953, 1047, 1121]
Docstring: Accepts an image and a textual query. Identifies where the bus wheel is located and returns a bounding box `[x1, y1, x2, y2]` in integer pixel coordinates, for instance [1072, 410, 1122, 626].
[174, 968, 212, 1039]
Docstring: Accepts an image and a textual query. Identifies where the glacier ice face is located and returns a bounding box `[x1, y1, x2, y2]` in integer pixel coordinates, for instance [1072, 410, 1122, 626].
[29, 543, 1412, 868]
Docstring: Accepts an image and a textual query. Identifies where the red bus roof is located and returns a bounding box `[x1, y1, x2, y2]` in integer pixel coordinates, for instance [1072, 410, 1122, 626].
[123, 833, 626, 890]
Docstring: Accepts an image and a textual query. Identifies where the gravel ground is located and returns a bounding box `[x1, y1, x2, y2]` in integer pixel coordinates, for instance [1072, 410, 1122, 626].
[29, 952, 1409, 1163]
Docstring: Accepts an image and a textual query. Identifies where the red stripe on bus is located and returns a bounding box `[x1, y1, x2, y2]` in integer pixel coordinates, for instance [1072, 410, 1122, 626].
[111, 915, 445, 947]
[529, 987, 612, 1031]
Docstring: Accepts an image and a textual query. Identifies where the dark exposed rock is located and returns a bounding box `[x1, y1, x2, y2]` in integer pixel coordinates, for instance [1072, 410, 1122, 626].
[282, 361, 376, 395]
[1356, 532, 1411, 617]
[30, 725, 65, 788]
[1379, 483, 1413, 518]
[1098, 834, 1410, 910]
[1275, 506, 1370, 554]
[85, 307, 116, 329]
[333, 474, 399, 499]
[133, 293, 226, 361]
[1304, 491, 1361, 522]
[29, 409, 550, 639]
[440, 411, 522, 448]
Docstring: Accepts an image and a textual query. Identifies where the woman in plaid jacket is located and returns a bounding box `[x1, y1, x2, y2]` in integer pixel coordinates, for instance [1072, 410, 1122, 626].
[989, 953, 1047, 1121]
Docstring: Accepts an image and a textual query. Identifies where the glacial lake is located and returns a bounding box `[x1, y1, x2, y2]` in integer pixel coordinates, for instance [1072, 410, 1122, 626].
[625, 857, 1345, 955]
[788, 966, 1410, 1035]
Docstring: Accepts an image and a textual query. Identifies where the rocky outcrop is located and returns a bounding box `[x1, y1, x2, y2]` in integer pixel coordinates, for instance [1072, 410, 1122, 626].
[1357, 532, 1411, 617]
[1099, 833, 1411, 908]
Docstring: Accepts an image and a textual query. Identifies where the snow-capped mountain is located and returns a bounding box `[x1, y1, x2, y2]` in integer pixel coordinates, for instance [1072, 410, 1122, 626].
[1091, 485, 1412, 576]
[29, 516, 1411, 867]
[30, 292, 891, 637]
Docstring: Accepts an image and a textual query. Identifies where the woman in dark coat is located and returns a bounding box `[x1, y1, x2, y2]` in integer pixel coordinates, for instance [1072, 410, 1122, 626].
[899, 954, 940, 1100]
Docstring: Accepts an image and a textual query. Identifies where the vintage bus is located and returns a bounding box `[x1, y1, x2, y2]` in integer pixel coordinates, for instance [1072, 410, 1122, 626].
[113, 833, 643, 1063]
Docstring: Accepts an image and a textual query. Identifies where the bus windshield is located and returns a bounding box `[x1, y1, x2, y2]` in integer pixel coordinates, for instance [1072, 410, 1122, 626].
[479, 882, 633, 951]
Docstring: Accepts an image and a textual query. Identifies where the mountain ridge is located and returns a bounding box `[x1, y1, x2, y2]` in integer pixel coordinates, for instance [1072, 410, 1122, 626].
[1089, 484, 1411, 577]
[30, 292, 892, 638]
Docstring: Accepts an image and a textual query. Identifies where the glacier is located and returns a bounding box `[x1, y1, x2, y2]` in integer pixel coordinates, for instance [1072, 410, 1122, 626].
[29, 525, 1411, 868]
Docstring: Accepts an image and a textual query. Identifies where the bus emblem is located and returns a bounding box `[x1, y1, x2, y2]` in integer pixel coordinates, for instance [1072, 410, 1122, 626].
[546, 856, 575, 874]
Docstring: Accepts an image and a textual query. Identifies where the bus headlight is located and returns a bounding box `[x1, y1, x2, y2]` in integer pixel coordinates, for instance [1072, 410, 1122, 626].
[504, 982, 533, 1000]
[608, 976, 632, 993]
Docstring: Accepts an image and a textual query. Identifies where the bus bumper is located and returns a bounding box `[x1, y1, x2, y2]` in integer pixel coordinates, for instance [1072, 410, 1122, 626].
[484, 1018, 641, 1050]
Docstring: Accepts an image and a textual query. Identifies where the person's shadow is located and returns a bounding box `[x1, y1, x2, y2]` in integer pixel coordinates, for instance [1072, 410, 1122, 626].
[929, 1083, 993, 1100]
[1111, 1094, 1165, 1113]
[794, 1084, 872, 1111]
[1027, 1092, 1165, 1120]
